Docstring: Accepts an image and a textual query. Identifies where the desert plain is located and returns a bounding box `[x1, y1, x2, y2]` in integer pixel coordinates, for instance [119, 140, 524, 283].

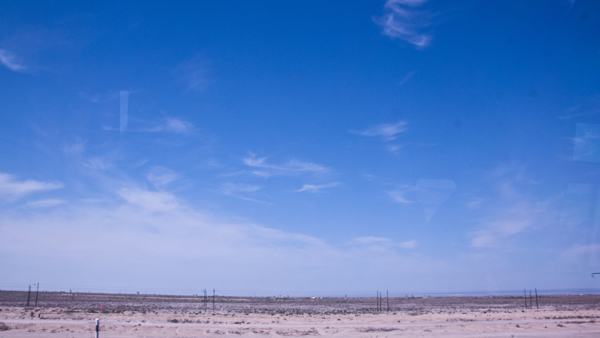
[1, 290, 599, 337]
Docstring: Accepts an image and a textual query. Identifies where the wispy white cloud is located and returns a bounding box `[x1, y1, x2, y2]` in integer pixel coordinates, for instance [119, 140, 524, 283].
[465, 198, 485, 209]
[550, 242, 600, 275]
[78, 91, 120, 104]
[573, 123, 600, 163]
[243, 153, 330, 178]
[0, 186, 452, 292]
[103, 117, 194, 134]
[388, 180, 456, 205]
[470, 165, 552, 248]
[565, 0, 577, 13]
[388, 187, 414, 204]
[25, 199, 66, 208]
[386, 141, 438, 154]
[78, 92, 101, 103]
[174, 54, 211, 91]
[0, 27, 68, 74]
[147, 167, 179, 190]
[374, 0, 433, 48]
[399, 239, 418, 249]
[559, 183, 592, 229]
[387, 144, 403, 153]
[557, 95, 600, 120]
[350, 121, 408, 141]
[416, 179, 456, 221]
[221, 182, 267, 204]
[399, 70, 417, 85]
[388, 179, 456, 221]
[84, 157, 113, 171]
[352, 236, 393, 246]
[222, 182, 260, 195]
[558, 244, 600, 262]
[0, 173, 63, 201]
[0, 49, 27, 72]
[296, 182, 341, 193]
[117, 188, 179, 213]
[163, 118, 193, 133]
[147, 118, 194, 134]
[62, 141, 86, 155]
[470, 202, 545, 248]
[362, 174, 375, 181]
[351, 236, 417, 250]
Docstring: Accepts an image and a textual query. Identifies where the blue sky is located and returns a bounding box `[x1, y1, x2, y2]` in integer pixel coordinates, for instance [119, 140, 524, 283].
[1, 0, 600, 295]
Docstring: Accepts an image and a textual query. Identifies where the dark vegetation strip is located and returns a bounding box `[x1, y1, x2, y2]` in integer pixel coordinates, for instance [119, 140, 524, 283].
[1, 291, 599, 315]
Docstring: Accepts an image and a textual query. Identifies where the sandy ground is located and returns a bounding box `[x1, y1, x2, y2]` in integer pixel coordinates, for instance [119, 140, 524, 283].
[1, 307, 600, 337]
[1, 291, 600, 337]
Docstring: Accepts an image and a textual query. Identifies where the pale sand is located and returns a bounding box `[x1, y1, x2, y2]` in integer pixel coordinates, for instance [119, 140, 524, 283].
[1, 307, 600, 337]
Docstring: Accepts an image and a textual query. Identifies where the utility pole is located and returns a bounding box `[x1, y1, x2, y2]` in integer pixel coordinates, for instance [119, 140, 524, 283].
[524, 289, 527, 309]
[529, 290, 532, 308]
[212, 289, 215, 312]
[27, 285, 31, 307]
[204, 289, 207, 311]
[386, 290, 389, 313]
[535, 288, 539, 309]
[35, 283, 39, 307]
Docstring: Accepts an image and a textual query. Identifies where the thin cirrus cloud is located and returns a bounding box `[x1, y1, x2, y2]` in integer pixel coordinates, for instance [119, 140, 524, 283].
[84, 157, 113, 171]
[470, 201, 548, 248]
[0, 173, 64, 201]
[296, 182, 341, 193]
[351, 236, 417, 250]
[243, 153, 330, 178]
[374, 0, 433, 49]
[351, 121, 408, 141]
[556, 244, 600, 267]
[147, 167, 179, 190]
[221, 182, 268, 204]
[399, 70, 417, 85]
[388, 187, 414, 204]
[97, 89, 193, 135]
[25, 199, 66, 208]
[102, 118, 194, 134]
[150, 118, 194, 134]
[388, 179, 456, 222]
[174, 54, 211, 91]
[573, 123, 600, 163]
[62, 141, 86, 155]
[469, 164, 552, 248]
[117, 188, 179, 213]
[78, 91, 120, 104]
[0, 49, 28, 72]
